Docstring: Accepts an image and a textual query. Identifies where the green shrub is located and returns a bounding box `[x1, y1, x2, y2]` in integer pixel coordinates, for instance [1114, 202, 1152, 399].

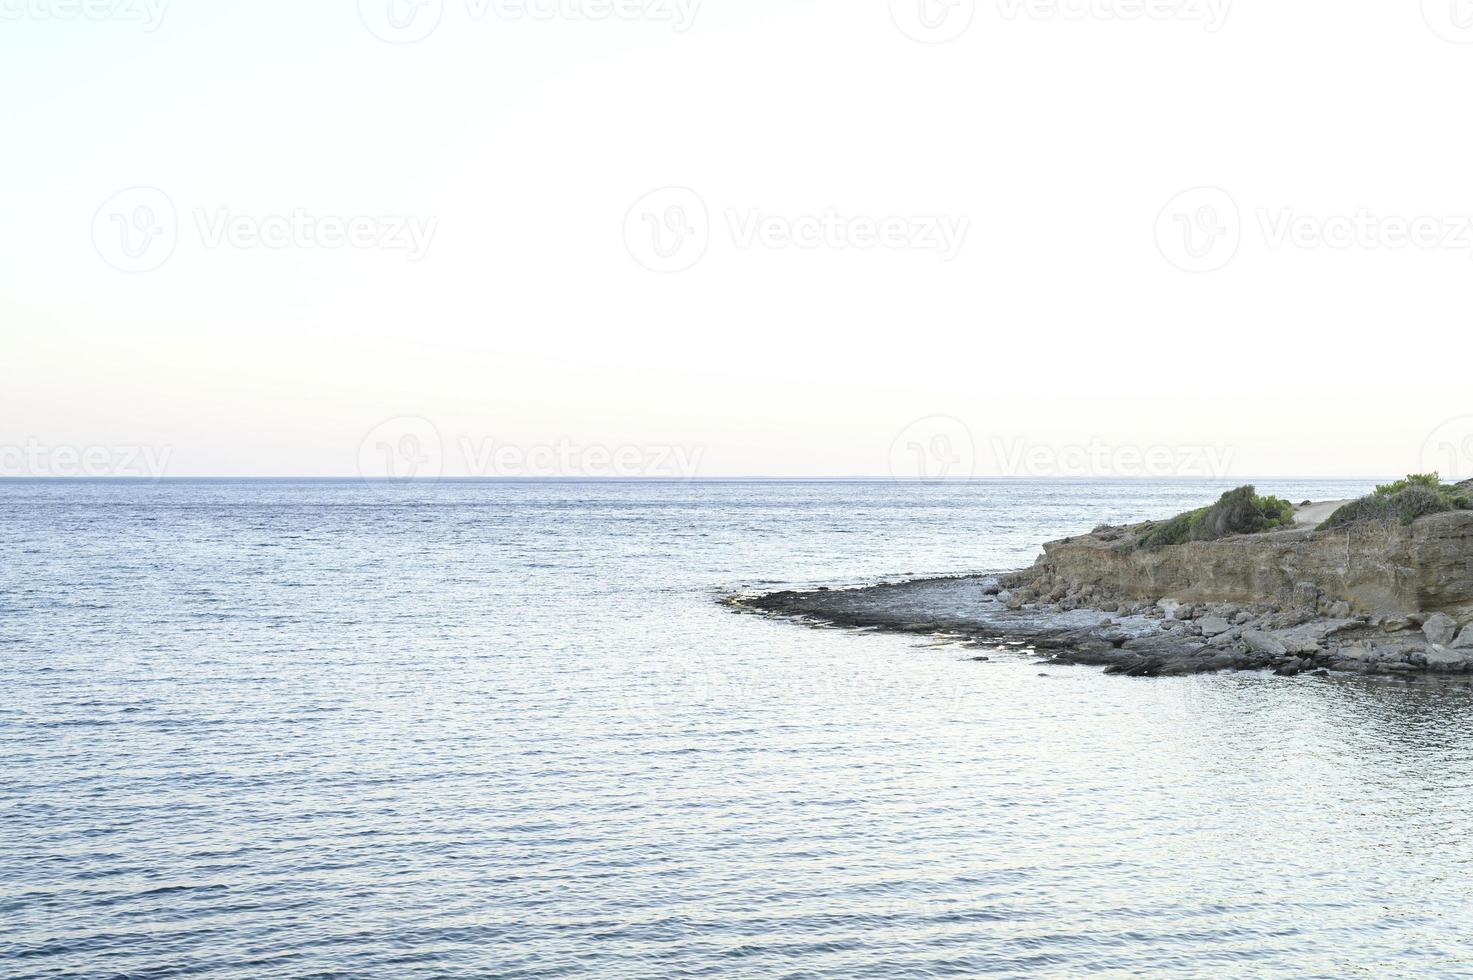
[1374, 473, 1443, 496]
[1137, 486, 1296, 550]
[1319, 473, 1472, 530]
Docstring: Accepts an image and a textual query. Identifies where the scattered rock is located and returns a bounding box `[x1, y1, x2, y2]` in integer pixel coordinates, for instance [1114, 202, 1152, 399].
[1198, 616, 1233, 637]
[1424, 613, 1459, 647]
[1274, 628, 1324, 655]
[1338, 645, 1378, 663]
[1243, 630, 1288, 658]
[1424, 646, 1470, 672]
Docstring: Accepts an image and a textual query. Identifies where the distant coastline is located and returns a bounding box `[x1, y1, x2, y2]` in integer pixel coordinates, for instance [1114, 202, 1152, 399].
[732, 479, 1473, 678]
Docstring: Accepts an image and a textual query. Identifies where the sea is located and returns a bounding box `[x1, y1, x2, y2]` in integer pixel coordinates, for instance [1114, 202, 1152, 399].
[5, 477, 1473, 977]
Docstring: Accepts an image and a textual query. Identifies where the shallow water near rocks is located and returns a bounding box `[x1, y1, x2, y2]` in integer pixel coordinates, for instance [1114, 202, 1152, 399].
[5, 477, 1473, 977]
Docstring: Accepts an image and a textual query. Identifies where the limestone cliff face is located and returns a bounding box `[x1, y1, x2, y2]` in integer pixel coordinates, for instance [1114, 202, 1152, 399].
[1033, 511, 1473, 619]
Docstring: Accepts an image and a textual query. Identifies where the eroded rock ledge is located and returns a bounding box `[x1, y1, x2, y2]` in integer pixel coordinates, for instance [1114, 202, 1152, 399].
[731, 502, 1473, 679]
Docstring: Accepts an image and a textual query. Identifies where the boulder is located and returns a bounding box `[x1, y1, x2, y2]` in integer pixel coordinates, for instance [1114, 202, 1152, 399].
[1453, 626, 1473, 650]
[1424, 613, 1459, 647]
[1423, 646, 1471, 672]
[1292, 581, 1321, 611]
[1243, 630, 1288, 657]
[1198, 616, 1233, 637]
[1274, 626, 1324, 655]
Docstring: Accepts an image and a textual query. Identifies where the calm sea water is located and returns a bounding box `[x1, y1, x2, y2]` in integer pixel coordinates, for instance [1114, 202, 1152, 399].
[5, 478, 1473, 978]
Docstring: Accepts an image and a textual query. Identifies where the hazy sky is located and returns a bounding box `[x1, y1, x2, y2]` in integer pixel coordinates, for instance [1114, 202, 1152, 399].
[4, 0, 1472, 480]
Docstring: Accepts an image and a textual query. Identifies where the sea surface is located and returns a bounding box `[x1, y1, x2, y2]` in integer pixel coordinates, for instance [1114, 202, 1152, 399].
[5, 478, 1473, 978]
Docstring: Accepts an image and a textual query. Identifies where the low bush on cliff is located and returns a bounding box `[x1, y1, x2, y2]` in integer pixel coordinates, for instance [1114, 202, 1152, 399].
[1318, 473, 1471, 530]
[1136, 486, 1296, 550]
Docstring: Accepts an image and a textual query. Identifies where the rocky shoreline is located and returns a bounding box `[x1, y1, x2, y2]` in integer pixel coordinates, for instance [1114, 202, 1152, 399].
[729, 490, 1473, 679]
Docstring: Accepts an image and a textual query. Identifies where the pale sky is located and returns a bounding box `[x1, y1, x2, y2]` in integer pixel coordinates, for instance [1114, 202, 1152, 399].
[4, 0, 1473, 479]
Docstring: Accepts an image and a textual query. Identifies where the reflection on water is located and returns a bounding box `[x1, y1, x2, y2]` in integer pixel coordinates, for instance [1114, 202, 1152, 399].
[2, 478, 1471, 977]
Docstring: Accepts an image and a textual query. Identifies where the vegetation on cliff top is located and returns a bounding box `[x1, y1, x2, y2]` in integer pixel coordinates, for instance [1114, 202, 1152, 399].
[1318, 473, 1472, 531]
[1136, 486, 1296, 550]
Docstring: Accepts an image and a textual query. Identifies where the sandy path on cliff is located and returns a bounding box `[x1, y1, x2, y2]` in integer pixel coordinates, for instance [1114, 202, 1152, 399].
[1294, 500, 1348, 527]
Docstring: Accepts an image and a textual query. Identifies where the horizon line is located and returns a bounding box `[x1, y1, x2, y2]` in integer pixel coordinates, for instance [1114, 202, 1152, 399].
[0, 475, 1398, 484]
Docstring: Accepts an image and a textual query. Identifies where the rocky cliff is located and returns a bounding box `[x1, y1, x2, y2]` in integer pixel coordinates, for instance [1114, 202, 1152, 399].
[1027, 510, 1473, 621]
